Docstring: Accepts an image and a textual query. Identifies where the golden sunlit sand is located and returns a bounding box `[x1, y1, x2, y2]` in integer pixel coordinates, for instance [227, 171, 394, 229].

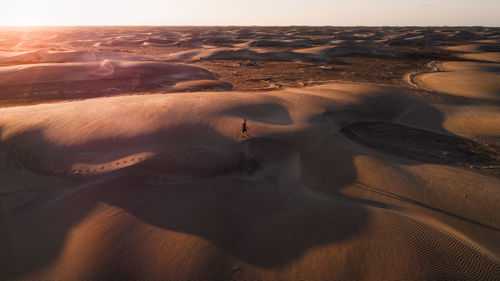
[0, 26, 499, 281]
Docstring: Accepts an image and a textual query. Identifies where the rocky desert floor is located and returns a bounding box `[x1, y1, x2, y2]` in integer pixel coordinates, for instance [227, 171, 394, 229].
[0, 26, 499, 281]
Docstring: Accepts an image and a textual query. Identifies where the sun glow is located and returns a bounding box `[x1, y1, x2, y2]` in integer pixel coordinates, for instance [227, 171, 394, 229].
[1, 0, 499, 26]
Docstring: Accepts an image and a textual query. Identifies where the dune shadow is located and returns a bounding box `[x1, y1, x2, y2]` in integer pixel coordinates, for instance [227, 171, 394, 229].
[341, 121, 500, 169]
[0, 124, 238, 278]
[0, 122, 236, 177]
[216, 102, 293, 125]
[0, 112, 371, 279]
[300, 91, 500, 231]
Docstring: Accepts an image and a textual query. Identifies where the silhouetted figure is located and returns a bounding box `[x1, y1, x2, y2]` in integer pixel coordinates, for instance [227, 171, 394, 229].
[241, 118, 249, 138]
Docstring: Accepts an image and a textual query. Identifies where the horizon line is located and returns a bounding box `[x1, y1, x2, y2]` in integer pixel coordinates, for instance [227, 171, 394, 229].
[1, 24, 499, 28]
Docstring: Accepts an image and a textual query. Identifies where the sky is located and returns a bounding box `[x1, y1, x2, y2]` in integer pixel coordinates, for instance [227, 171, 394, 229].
[1, 0, 499, 26]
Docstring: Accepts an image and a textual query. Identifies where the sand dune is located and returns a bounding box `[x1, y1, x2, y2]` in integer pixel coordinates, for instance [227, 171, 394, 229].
[414, 62, 500, 100]
[297, 45, 401, 57]
[0, 60, 220, 92]
[0, 50, 121, 64]
[0, 58, 230, 103]
[444, 42, 500, 63]
[459, 52, 500, 63]
[170, 79, 233, 92]
[1, 26, 500, 281]
[165, 45, 399, 65]
[435, 61, 500, 72]
[165, 47, 335, 63]
[244, 39, 316, 48]
[1, 83, 499, 280]
[445, 44, 500, 53]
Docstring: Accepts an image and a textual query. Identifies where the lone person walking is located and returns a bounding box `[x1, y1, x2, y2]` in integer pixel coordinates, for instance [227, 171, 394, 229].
[241, 118, 249, 138]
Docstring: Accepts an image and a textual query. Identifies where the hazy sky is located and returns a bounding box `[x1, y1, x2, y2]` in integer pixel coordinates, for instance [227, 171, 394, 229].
[1, 0, 499, 26]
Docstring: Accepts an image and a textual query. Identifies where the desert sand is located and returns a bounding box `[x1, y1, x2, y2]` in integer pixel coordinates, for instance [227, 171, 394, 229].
[0, 26, 499, 281]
